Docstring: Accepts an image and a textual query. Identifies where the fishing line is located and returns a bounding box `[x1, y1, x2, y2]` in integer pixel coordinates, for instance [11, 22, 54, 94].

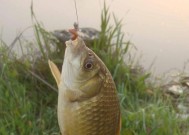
[73, 0, 79, 29]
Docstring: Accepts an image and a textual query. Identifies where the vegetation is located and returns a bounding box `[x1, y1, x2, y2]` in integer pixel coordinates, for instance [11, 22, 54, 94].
[0, 3, 188, 135]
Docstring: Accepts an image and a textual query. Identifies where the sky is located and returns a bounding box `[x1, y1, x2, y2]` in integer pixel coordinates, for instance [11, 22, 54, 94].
[1, 0, 189, 75]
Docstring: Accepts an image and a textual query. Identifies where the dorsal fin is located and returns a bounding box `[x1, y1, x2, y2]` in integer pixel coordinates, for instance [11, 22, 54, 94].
[48, 60, 61, 86]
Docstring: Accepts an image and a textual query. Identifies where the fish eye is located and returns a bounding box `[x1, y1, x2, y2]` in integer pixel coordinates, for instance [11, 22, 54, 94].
[84, 61, 93, 70]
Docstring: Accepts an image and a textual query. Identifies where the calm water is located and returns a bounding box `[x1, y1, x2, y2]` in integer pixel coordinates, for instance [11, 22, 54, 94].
[1, 0, 189, 75]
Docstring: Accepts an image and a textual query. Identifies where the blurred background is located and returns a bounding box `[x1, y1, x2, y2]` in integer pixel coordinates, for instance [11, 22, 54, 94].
[1, 0, 189, 75]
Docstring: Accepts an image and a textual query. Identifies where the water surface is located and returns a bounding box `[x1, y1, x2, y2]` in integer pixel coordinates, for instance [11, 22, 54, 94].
[1, 0, 189, 75]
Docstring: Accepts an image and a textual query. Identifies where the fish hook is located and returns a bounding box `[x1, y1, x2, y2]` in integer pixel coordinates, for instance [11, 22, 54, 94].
[69, 0, 79, 41]
[69, 26, 78, 41]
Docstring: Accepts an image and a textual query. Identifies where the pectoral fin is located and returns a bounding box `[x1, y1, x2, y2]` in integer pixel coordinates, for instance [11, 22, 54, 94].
[48, 60, 61, 86]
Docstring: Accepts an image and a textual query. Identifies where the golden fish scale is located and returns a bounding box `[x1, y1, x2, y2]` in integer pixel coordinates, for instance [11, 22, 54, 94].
[67, 70, 120, 135]
[48, 40, 120, 134]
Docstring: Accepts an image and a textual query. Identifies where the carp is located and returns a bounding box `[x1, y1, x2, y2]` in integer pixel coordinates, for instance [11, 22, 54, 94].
[48, 32, 121, 135]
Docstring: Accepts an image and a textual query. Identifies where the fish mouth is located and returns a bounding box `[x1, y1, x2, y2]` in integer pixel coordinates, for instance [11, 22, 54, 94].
[65, 38, 79, 56]
[65, 37, 86, 57]
[65, 38, 78, 48]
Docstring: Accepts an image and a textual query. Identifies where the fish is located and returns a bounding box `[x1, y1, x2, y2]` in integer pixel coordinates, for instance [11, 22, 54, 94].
[48, 32, 121, 135]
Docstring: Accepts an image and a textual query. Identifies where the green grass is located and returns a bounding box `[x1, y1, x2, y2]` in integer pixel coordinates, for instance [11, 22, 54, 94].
[0, 45, 59, 135]
[0, 3, 189, 135]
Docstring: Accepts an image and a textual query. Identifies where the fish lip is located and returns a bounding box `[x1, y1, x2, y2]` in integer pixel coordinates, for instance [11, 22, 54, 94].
[65, 38, 78, 48]
[65, 38, 86, 57]
[64, 38, 86, 69]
